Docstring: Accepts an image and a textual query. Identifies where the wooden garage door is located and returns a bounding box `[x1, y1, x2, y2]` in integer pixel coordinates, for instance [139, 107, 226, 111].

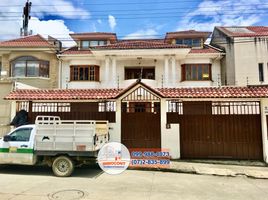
[167, 101, 263, 160]
[121, 102, 161, 149]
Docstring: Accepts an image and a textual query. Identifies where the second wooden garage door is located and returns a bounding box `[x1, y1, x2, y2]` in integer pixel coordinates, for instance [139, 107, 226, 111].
[167, 101, 263, 160]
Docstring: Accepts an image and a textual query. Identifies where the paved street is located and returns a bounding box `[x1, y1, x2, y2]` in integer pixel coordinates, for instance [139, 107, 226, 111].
[0, 165, 268, 200]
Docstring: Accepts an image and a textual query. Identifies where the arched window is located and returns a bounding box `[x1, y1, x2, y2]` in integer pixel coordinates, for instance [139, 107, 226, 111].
[11, 56, 49, 78]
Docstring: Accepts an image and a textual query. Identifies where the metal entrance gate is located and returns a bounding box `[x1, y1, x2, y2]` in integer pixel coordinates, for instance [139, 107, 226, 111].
[167, 101, 263, 160]
[121, 86, 161, 149]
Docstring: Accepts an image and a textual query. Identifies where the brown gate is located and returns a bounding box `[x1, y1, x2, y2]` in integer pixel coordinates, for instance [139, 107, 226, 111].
[167, 101, 263, 160]
[121, 86, 161, 149]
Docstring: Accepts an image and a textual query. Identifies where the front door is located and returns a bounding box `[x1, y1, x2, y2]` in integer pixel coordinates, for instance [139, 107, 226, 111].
[121, 102, 161, 149]
[0, 126, 35, 165]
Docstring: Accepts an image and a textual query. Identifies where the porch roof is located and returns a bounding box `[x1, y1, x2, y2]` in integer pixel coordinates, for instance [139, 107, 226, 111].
[158, 85, 268, 98]
[5, 84, 268, 100]
[5, 88, 123, 100]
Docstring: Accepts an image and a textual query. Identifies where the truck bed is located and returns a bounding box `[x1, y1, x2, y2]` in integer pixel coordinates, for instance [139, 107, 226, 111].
[34, 116, 109, 154]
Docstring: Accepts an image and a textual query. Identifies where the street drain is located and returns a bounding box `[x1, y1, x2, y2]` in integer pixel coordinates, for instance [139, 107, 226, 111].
[48, 189, 87, 200]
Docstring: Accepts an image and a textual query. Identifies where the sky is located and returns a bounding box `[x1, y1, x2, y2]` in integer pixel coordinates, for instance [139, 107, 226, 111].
[0, 0, 268, 46]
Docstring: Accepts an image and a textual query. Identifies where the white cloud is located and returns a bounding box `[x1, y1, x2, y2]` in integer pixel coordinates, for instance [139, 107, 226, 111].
[97, 19, 102, 24]
[0, 0, 90, 47]
[31, 0, 90, 19]
[108, 15, 116, 30]
[177, 0, 267, 32]
[29, 17, 75, 47]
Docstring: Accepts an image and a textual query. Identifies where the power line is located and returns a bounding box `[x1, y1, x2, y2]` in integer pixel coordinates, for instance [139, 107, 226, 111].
[2, 3, 268, 14]
[1, 11, 267, 21]
[2, 7, 268, 17]
[0, 0, 242, 7]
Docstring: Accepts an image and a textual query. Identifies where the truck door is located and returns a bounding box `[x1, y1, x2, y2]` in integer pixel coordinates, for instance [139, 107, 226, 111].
[0, 127, 35, 165]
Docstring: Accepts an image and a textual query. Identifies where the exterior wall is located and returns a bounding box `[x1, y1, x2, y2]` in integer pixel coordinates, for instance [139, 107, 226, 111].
[61, 55, 221, 89]
[234, 37, 268, 86]
[0, 50, 58, 136]
[211, 29, 235, 85]
[0, 51, 58, 89]
[211, 29, 268, 86]
[0, 81, 12, 137]
[260, 99, 268, 163]
[160, 99, 180, 159]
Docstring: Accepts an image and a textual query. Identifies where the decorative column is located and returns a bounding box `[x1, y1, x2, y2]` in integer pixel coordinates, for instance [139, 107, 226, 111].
[164, 56, 169, 87]
[105, 56, 110, 86]
[171, 56, 176, 87]
[112, 56, 117, 87]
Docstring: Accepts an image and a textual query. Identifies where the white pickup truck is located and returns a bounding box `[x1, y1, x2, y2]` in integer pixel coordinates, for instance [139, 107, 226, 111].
[0, 116, 109, 177]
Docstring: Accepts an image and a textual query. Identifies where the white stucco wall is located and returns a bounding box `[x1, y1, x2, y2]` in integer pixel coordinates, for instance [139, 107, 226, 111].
[60, 55, 222, 89]
[260, 99, 268, 163]
[234, 37, 268, 86]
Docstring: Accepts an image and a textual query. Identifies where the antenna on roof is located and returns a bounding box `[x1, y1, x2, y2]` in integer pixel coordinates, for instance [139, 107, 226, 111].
[20, 0, 32, 37]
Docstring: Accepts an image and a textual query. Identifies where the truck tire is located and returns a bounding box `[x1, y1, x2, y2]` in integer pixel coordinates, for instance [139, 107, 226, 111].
[52, 156, 74, 177]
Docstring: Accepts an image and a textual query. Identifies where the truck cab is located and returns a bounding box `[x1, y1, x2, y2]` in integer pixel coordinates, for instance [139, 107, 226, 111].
[0, 125, 36, 165]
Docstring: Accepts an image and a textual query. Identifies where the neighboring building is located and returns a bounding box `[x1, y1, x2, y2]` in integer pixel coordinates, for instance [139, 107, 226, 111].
[0, 34, 60, 136]
[59, 31, 223, 89]
[211, 26, 268, 86]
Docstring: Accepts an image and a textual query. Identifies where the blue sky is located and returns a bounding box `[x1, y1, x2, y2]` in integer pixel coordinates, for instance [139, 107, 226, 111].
[1, 0, 268, 46]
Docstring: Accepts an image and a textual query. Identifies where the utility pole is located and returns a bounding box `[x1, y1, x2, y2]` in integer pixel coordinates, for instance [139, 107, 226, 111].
[20, 0, 32, 36]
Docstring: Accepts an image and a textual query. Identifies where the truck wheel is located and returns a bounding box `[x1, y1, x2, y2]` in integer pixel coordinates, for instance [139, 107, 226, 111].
[52, 156, 74, 177]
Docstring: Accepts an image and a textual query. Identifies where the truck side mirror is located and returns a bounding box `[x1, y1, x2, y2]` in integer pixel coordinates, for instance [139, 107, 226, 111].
[3, 135, 11, 142]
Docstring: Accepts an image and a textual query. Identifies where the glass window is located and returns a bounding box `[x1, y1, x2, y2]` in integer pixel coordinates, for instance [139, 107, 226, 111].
[70, 65, 99, 81]
[81, 41, 90, 49]
[184, 39, 192, 46]
[193, 39, 201, 47]
[176, 39, 183, 45]
[125, 67, 155, 80]
[99, 41, 105, 46]
[259, 63, 264, 82]
[27, 61, 39, 77]
[182, 64, 211, 81]
[11, 56, 49, 78]
[13, 61, 26, 77]
[175, 38, 202, 47]
[10, 128, 32, 142]
[90, 41, 98, 47]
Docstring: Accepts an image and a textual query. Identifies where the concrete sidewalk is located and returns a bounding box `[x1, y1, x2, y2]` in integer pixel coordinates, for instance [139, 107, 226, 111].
[133, 160, 268, 179]
[166, 161, 268, 179]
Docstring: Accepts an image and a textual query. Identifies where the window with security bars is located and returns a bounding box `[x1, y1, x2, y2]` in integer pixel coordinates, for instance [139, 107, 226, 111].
[98, 101, 116, 112]
[167, 101, 183, 114]
[70, 65, 99, 81]
[121, 102, 160, 113]
[212, 101, 260, 115]
[32, 103, 71, 112]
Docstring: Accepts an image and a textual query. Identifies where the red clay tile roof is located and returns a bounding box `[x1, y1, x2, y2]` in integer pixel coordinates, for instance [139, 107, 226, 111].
[0, 34, 54, 48]
[189, 45, 222, 54]
[5, 89, 123, 100]
[61, 40, 188, 54]
[165, 30, 211, 40]
[5, 85, 268, 100]
[70, 32, 117, 41]
[61, 46, 92, 55]
[217, 26, 268, 37]
[89, 40, 188, 50]
[157, 86, 268, 98]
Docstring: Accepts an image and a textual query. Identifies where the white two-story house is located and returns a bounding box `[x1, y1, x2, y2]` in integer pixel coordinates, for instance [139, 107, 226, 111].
[58, 31, 223, 89]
